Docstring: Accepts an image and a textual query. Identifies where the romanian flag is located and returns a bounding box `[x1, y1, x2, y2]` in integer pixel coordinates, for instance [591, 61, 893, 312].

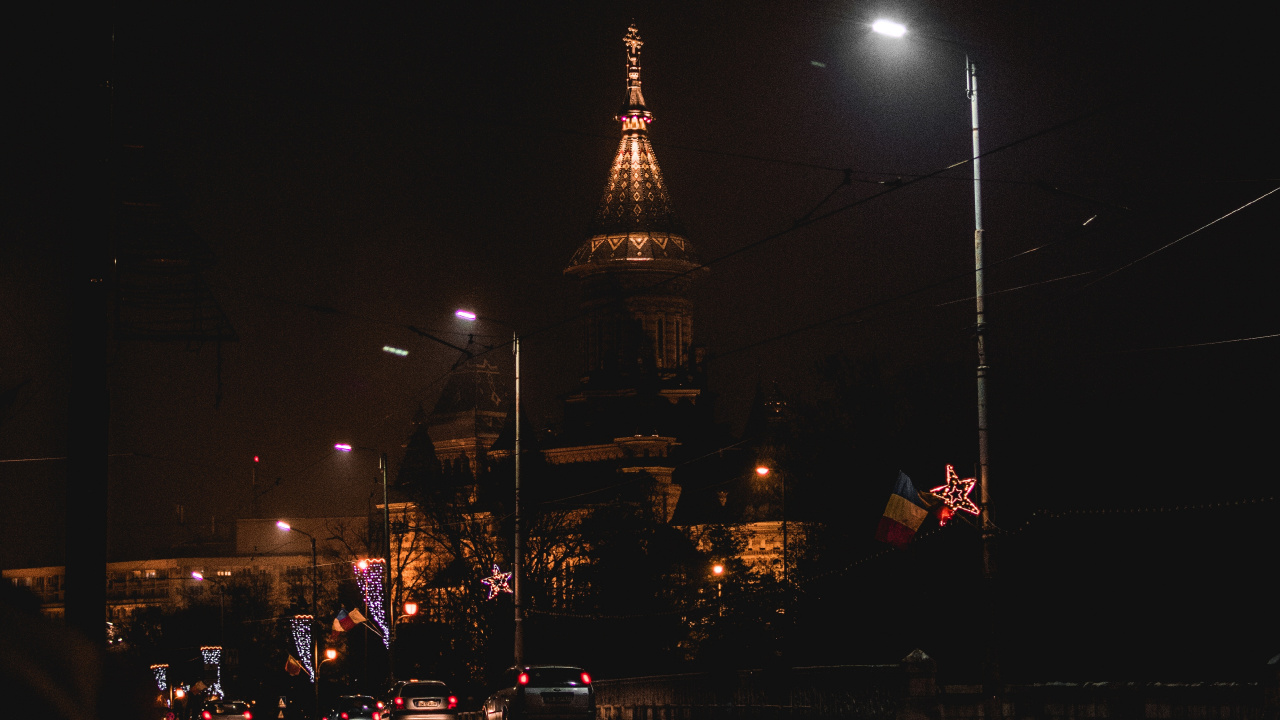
[874, 471, 929, 548]
[284, 655, 304, 676]
[333, 607, 367, 632]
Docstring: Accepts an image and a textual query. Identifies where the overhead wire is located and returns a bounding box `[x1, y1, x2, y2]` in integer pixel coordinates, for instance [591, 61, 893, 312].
[1083, 185, 1280, 287]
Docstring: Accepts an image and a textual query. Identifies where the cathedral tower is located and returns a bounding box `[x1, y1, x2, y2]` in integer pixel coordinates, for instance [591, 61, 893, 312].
[562, 25, 706, 445]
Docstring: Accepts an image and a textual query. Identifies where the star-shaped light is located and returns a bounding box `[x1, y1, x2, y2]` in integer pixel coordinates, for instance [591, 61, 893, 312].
[481, 564, 513, 600]
[929, 464, 979, 525]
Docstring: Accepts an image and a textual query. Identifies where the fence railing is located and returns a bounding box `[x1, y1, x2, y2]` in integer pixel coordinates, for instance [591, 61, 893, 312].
[472, 658, 1280, 720]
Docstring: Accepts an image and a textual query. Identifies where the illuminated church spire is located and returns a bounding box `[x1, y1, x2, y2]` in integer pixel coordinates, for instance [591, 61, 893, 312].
[564, 25, 704, 434]
[567, 24, 695, 264]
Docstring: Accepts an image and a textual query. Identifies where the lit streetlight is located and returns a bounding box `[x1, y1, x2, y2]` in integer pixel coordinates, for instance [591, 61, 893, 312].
[277, 520, 320, 714]
[455, 308, 525, 667]
[710, 563, 725, 616]
[871, 19, 1000, 713]
[870, 18, 994, 579]
[190, 571, 227, 647]
[334, 441, 394, 679]
[756, 463, 789, 585]
[870, 19, 907, 38]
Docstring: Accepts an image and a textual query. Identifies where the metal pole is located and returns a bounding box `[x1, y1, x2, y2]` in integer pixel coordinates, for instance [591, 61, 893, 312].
[513, 332, 524, 667]
[381, 451, 393, 680]
[311, 536, 319, 717]
[968, 55, 993, 582]
[968, 54, 1001, 720]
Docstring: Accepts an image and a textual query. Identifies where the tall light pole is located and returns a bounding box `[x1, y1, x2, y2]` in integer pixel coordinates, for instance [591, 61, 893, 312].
[277, 520, 319, 714]
[190, 571, 226, 647]
[871, 18, 994, 575]
[872, 18, 999, 712]
[335, 443, 394, 678]
[455, 308, 524, 667]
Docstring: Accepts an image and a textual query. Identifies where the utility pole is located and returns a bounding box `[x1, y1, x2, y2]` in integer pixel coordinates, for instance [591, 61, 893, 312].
[513, 331, 524, 668]
[381, 451, 393, 680]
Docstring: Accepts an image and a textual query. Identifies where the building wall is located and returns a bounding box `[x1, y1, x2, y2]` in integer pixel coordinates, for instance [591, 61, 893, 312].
[4, 516, 368, 621]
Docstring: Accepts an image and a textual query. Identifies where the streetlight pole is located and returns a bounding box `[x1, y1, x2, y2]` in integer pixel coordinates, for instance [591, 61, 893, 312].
[455, 309, 524, 667]
[191, 572, 226, 647]
[869, 24, 994, 573]
[513, 329, 524, 667]
[335, 444, 394, 679]
[278, 521, 319, 715]
[379, 451, 393, 675]
[966, 54, 995, 583]
[871, 22, 998, 714]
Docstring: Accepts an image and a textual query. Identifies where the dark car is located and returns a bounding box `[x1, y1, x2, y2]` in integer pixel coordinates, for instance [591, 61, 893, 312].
[385, 680, 458, 720]
[322, 694, 383, 720]
[482, 666, 594, 720]
[192, 699, 254, 719]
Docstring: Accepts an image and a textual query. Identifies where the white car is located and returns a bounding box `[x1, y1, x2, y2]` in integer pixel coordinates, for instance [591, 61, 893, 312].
[482, 666, 595, 720]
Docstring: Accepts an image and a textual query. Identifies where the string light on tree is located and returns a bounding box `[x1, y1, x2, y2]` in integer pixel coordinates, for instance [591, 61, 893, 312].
[200, 646, 223, 698]
[353, 558, 390, 647]
[930, 464, 980, 526]
[290, 616, 315, 682]
[481, 564, 513, 600]
[150, 663, 168, 693]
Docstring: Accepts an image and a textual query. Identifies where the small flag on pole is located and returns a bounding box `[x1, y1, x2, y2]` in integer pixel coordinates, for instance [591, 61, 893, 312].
[285, 655, 305, 676]
[875, 471, 929, 548]
[333, 607, 368, 632]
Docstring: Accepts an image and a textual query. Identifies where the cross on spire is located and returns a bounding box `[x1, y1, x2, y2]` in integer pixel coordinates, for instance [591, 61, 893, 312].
[621, 24, 649, 118]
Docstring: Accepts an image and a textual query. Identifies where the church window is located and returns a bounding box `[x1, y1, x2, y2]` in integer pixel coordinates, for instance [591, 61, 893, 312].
[676, 315, 684, 367]
[656, 317, 666, 367]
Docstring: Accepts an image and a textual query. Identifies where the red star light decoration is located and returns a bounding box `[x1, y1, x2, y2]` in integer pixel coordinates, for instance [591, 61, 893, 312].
[481, 564, 513, 600]
[930, 464, 979, 526]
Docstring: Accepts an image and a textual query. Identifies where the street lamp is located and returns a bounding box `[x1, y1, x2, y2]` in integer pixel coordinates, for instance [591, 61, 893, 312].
[755, 464, 787, 585]
[277, 520, 320, 714]
[190, 571, 226, 647]
[871, 19, 994, 579]
[455, 308, 524, 667]
[710, 563, 724, 616]
[872, 20, 1000, 714]
[334, 442, 393, 676]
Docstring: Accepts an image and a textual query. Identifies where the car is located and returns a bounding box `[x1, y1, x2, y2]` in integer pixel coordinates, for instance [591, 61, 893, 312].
[482, 666, 594, 720]
[384, 679, 458, 720]
[321, 694, 383, 720]
[192, 699, 254, 719]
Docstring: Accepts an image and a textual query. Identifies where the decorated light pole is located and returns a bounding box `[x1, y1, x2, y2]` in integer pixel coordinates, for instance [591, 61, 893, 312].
[455, 308, 524, 666]
[870, 20, 999, 713]
[335, 443, 394, 677]
[871, 16, 995, 580]
[278, 521, 319, 714]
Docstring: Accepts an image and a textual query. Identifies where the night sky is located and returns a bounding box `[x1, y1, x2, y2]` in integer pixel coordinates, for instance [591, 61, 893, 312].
[4, 0, 1277, 665]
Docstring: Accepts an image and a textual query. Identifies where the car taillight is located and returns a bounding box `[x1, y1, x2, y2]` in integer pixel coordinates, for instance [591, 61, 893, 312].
[377, 701, 385, 709]
[373, 714, 380, 720]
[518, 672, 529, 685]
[448, 696, 458, 709]
[394, 697, 404, 707]
[581, 672, 592, 685]
[341, 714, 349, 719]
[244, 713, 253, 720]
[202, 712, 212, 720]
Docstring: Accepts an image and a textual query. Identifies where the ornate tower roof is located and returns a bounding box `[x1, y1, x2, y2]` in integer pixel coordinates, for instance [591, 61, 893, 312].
[566, 25, 699, 275]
